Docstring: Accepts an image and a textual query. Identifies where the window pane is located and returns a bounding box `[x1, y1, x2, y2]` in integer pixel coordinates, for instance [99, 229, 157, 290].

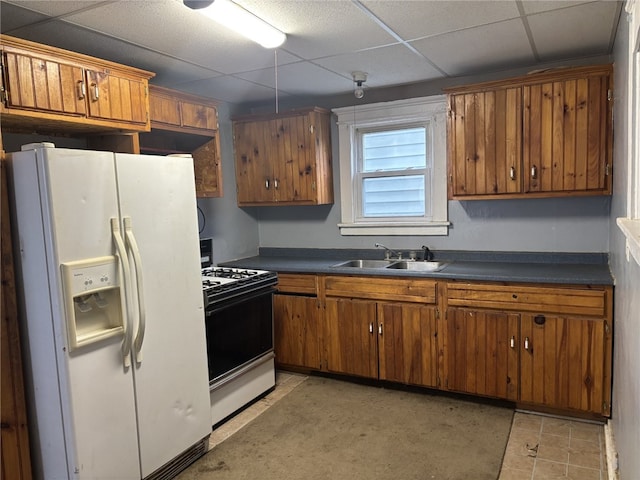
[362, 128, 426, 172]
[363, 175, 425, 217]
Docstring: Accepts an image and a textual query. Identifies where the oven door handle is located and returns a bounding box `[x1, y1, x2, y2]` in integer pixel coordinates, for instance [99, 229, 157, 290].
[206, 286, 276, 315]
[124, 216, 146, 364]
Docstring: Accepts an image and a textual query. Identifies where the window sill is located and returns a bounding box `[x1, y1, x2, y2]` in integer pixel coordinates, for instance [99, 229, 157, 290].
[617, 217, 640, 265]
[338, 222, 450, 236]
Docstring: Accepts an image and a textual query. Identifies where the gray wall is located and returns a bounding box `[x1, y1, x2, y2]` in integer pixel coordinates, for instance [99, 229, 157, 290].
[609, 13, 640, 479]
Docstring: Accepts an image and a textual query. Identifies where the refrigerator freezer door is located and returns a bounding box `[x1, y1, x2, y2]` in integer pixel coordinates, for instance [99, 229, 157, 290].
[114, 153, 211, 477]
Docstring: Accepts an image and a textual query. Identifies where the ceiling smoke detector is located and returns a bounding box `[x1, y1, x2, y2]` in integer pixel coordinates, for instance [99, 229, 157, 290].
[352, 71, 367, 99]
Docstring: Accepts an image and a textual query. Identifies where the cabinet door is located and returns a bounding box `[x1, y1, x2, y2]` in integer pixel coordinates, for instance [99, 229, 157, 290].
[377, 303, 438, 388]
[234, 120, 274, 204]
[520, 314, 608, 414]
[85, 69, 148, 125]
[181, 101, 218, 131]
[192, 137, 222, 198]
[446, 308, 519, 400]
[273, 294, 320, 369]
[3, 51, 86, 115]
[325, 298, 377, 379]
[523, 73, 611, 194]
[448, 88, 522, 197]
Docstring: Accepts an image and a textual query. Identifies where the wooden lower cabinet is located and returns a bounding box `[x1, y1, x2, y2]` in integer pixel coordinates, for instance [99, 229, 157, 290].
[273, 293, 321, 369]
[520, 314, 608, 415]
[445, 305, 611, 416]
[325, 297, 438, 387]
[446, 308, 519, 400]
[325, 298, 378, 378]
[378, 302, 438, 387]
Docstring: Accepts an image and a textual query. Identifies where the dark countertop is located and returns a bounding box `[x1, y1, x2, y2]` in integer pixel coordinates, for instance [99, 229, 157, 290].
[219, 249, 614, 286]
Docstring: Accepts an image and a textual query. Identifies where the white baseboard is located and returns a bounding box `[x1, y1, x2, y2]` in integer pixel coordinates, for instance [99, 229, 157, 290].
[604, 421, 619, 479]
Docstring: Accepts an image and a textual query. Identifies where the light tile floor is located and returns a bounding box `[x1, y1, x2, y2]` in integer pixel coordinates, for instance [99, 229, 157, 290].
[208, 372, 610, 480]
[499, 412, 609, 480]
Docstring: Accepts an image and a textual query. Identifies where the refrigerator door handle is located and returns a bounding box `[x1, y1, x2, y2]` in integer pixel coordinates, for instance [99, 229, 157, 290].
[124, 216, 146, 364]
[111, 218, 133, 368]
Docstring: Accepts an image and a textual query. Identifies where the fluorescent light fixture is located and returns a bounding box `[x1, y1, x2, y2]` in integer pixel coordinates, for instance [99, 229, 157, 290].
[185, 0, 286, 49]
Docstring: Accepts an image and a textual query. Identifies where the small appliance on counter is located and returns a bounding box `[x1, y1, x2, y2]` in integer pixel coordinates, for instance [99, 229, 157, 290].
[199, 241, 278, 427]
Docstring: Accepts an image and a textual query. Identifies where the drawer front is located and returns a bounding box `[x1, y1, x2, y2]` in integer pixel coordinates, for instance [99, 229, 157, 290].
[277, 273, 317, 295]
[324, 276, 437, 304]
[447, 283, 607, 317]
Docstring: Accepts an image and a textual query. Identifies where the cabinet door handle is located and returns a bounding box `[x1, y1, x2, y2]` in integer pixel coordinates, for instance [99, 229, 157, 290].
[77, 81, 86, 99]
[510, 336, 515, 348]
[91, 83, 99, 101]
[265, 179, 270, 190]
[378, 323, 383, 335]
[274, 179, 279, 189]
[510, 166, 516, 180]
[524, 337, 530, 351]
[369, 322, 373, 334]
[531, 165, 538, 179]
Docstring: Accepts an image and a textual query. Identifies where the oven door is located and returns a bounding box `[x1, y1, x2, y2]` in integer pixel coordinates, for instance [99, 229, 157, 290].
[204, 286, 275, 385]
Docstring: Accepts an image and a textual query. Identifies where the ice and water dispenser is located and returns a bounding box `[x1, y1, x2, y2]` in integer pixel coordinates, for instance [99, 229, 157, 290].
[61, 256, 124, 351]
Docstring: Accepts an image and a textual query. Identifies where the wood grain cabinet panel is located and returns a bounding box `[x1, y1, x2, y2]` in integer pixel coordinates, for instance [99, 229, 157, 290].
[445, 64, 612, 199]
[520, 314, 608, 415]
[140, 86, 223, 198]
[274, 294, 321, 370]
[233, 107, 333, 206]
[445, 280, 613, 417]
[1, 34, 153, 133]
[446, 308, 519, 401]
[323, 276, 438, 387]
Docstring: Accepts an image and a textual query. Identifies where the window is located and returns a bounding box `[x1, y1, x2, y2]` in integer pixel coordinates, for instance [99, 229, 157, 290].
[333, 96, 449, 236]
[617, 0, 640, 264]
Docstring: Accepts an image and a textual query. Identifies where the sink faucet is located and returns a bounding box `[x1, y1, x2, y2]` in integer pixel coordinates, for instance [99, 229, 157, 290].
[375, 243, 402, 260]
[421, 245, 434, 261]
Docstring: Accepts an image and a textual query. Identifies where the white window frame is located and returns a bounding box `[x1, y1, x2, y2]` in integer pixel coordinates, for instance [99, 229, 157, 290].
[333, 95, 449, 236]
[617, 0, 640, 265]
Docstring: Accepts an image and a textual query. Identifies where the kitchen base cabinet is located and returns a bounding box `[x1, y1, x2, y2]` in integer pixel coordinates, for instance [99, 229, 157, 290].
[273, 273, 321, 370]
[323, 276, 439, 387]
[273, 294, 321, 370]
[325, 298, 378, 378]
[446, 308, 519, 400]
[444, 281, 613, 417]
[520, 314, 609, 415]
[378, 303, 438, 387]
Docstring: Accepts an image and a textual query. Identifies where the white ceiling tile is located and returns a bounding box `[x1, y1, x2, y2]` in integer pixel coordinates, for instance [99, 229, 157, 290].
[0, 2, 48, 32]
[412, 18, 535, 76]
[360, 0, 521, 40]
[520, 1, 591, 15]
[527, 2, 618, 60]
[313, 44, 443, 91]
[238, 0, 398, 59]
[176, 75, 283, 104]
[236, 61, 351, 96]
[2, 0, 108, 17]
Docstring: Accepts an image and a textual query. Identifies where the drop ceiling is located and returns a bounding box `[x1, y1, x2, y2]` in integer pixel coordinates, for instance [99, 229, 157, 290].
[0, 0, 623, 108]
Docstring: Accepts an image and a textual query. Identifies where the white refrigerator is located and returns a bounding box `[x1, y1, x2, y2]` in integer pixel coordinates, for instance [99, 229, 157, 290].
[7, 143, 211, 479]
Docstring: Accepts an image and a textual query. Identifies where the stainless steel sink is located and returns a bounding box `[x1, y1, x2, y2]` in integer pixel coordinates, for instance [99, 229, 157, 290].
[385, 261, 448, 272]
[331, 259, 397, 268]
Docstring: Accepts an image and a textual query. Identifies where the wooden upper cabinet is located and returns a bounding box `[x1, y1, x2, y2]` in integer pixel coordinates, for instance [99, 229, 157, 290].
[445, 64, 613, 199]
[232, 107, 333, 206]
[448, 87, 522, 196]
[0, 34, 154, 133]
[142, 86, 223, 198]
[149, 85, 218, 134]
